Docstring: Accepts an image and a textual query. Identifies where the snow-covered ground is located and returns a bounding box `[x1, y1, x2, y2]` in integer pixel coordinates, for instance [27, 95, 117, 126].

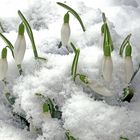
[0, 0, 140, 140]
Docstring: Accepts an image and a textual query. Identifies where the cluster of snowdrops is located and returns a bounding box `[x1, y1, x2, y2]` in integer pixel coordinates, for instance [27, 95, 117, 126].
[0, 2, 137, 140]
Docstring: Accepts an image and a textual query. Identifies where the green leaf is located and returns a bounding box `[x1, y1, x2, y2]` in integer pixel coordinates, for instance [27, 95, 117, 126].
[70, 42, 77, 53]
[130, 63, 140, 83]
[0, 32, 14, 57]
[119, 34, 131, 57]
[79, 74, 89, 84]
[57, 2, 86, 32]
[52, 110, 62, 119]
[102, 13, 114, 56]
[65, 131, 77, 140]
[43, 103, 49, 113]
[121, 86, 134, 102]
[120, 137, 129, 140]
[47, 98, 55, 116]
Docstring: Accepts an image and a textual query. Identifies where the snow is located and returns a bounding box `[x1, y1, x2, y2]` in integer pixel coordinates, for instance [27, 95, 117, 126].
[0, 0, 140, 140]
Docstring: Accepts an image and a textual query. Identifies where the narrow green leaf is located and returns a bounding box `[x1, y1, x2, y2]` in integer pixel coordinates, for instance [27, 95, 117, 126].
[0, 32, 14, 57]
[130, 63, 140, 83]
[65, 131, 77, 140]
[57, 2, 86, 32]
[43, 103, 49, 113]
[102, 13, 114, 55]
[101, 24, 105, 34]
[119, 34, 131, 57]
[70, 42, 77, 53]
[120, 136, 129, 140]
[47, 98, 55, 116]
[71, 49, 80, 81]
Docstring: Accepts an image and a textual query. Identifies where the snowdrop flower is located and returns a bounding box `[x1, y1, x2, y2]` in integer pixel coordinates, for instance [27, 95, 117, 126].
[88, 79, 113, 96]
[101, 13, 114, 84]
[124, 44, 134, 84]
[61, 12, 70, 48]
[0, 47, 8, 81]
[119, 34, 134, 84]
[14, 23, 26, 65]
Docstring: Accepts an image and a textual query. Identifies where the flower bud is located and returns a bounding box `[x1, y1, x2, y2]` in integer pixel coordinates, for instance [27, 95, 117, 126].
[124, 56, 134, 84]
[0, 48, 8, 80]
[14, 23, 26, 65]
[61, 13, 70, 47]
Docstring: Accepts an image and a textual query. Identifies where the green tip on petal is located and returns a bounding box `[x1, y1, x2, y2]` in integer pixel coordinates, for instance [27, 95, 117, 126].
[104, 45, 111, 56]
[18, 22, 25, 35]
[125, 44, 132, 57]
[1, 47, 7, 59]
[64, 12, 70, 23]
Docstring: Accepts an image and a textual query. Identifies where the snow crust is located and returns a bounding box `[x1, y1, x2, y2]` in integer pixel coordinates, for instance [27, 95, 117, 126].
[0, 0, 140, 139]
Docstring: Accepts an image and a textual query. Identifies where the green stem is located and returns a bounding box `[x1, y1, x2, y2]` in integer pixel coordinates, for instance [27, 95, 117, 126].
[72, 49, 80, 81]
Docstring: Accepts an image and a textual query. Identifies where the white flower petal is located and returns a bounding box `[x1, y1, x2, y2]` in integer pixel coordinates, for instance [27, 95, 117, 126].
[88, 80, 113, 96]
[0, 58, 8, 80]
[102, 56, 113, 84]
[61, 23, 70, 47]
[14, 35, 26, 65]
[124, 56, 134, 84]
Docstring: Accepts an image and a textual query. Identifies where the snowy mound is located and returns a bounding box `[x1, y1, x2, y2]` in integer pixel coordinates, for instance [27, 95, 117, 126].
[0, 0, 140, 140]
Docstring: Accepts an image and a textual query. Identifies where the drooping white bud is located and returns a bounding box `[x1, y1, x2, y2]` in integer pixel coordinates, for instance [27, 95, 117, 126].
[124, 56, 134, 84]
[88, 79, 113, 96]
[14, 23, 26, 65]
[0, 48, 8, 80]
[61, 12, 70, 47]
[102, 56, 113, 84]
